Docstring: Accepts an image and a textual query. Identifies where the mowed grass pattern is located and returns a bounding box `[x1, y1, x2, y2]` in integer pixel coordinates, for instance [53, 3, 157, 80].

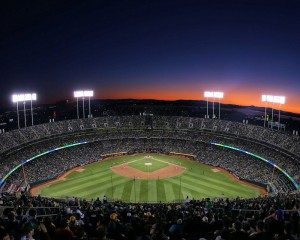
[37, 154, 260, 202]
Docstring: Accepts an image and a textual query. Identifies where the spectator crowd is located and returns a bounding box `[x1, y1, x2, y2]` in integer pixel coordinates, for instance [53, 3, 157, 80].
[1, 191, 300, 239]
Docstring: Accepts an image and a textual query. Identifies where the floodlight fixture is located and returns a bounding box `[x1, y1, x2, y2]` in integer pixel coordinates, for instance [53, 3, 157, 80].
[83, 90, 94, 97]
[262, 95, 285, 104]
[262, 95, 273, 103]
[12, 93, 37, 129]
[74, 91, 84, 98]
[214, 92, 224, 99]
[31, 93, 37, 101]
[12, 93, 37, 103]
[273, 96, 285, 105]
[12, 94, 21, 103]
[204, 91, 214, 98]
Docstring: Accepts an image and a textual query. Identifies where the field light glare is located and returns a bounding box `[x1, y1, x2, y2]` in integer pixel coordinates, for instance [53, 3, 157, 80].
[74, 90, 94, 98]
[262, 95, 285, 104]
[204, 91, 224, 98]
[12, 93, 37, 103]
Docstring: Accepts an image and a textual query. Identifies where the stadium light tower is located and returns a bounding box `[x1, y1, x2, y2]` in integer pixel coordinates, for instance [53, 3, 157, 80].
[29, 93, 37, 126]
[215, 92, 224, 120]
[274, 96, 285, 130]
[204, 91, 212, 118]
[74, 90, 94, 119]
[84, 90, 94, 118]
[74, 91, 82, 119]
[12, 93, 37, 129]
[262, 95, 272, 128]
[204, 91, 224, 119]
[262, 95, 285, 129]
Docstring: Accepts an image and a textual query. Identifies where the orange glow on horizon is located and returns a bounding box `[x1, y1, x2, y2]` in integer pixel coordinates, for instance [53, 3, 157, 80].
[98, 89, 300, 114]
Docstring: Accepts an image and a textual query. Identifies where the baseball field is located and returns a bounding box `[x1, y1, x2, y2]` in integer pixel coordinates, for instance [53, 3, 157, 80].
[32, 153, 264, 202]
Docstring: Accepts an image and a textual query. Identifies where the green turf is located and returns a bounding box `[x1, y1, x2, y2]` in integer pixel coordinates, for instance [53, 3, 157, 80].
[127, 157, 169, 172]
[36, 153, 261, 202]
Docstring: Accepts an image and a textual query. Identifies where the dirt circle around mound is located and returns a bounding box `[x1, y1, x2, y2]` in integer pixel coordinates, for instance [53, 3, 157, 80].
[111, 162, 185, 179]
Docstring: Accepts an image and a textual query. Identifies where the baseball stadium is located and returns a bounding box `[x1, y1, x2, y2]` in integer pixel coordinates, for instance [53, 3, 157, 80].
[0, 114, 300, 239]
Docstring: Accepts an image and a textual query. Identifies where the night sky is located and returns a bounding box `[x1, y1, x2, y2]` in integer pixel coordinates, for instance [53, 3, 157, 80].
[1, 0, 300, 113]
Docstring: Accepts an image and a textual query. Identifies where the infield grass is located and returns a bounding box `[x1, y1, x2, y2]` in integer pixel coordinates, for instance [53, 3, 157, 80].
[128, 157, 168, 172]
[35, 153, 261, 202]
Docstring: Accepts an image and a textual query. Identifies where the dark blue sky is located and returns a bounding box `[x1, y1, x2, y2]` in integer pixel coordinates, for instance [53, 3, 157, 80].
[1, 0, 300, 113]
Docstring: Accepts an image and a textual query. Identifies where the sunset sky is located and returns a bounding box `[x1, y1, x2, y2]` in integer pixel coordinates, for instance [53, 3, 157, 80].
[1, 0, 300, 113]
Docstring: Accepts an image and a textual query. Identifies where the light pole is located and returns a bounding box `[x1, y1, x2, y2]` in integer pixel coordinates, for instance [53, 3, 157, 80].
[82, 96, 85, 119]
[74, 91, 83, 119]
[16, 101, 20, 129]
[74, 90, 94, 119]
[262, 95, 285, 129]
[214, 92, 224, 119]
[29, 93, 36, 126]
[262, 95, 272, 127]
[204, 91, 213, 119]
[84, 90, 94, 118]
[204, 91, 224, 119]
[23, 101, 26, 127]
[206, 96, 209, 118]
[263, 100, 267, 128]
[12, 93, 37, 129]
[213, 97, 215, 119]
[274, 96, 285, 130]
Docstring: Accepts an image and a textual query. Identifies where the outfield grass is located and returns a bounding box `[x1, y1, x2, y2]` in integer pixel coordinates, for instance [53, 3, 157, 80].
[36, 153, 261, 202]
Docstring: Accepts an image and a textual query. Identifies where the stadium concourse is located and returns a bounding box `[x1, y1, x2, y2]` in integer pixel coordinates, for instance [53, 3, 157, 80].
[0, 116, 300, 239]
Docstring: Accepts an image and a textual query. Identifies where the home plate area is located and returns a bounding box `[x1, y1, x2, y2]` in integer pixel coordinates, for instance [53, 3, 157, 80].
[111, 157, 186, 179]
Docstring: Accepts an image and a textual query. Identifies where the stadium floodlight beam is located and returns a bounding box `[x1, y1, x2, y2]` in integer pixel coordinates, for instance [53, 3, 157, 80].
[204, 91, 224, 119]
[12, 93, 37, 129]
[262, 95, 285, 129]
[74, 90, 94, 119]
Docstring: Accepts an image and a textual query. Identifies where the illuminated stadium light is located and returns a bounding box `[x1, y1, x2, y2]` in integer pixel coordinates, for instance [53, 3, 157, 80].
[204, 91, 214, 98]
[273, 96, 285, 105]
[262, 95, 285, 104]
[83, 90, 94, 97]
[74, 90, 94, 119]
[74, 91, 84, 98]
[12, 93, 37, 129]
[204, 91, 224, 119]
[262, 95, 285, 129]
